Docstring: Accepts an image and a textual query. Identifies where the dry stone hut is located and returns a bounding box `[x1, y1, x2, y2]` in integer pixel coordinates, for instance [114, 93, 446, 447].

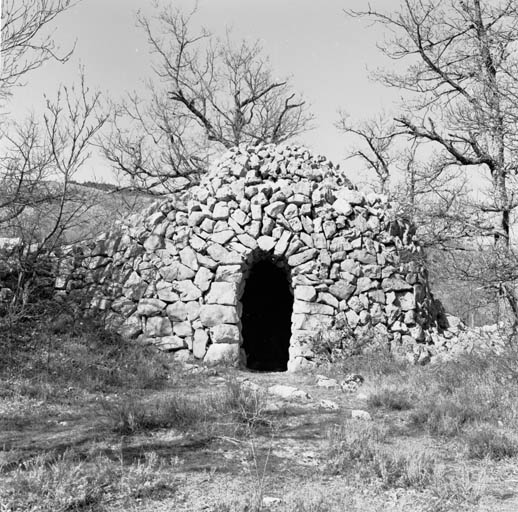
[57, 144, 443, 371]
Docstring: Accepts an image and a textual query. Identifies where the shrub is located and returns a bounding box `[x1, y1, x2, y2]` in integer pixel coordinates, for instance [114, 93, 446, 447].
[409, 394, 482, 436]
[105, 394, 207, 435]
[325, 421, 441, 489]
[463, 426, 518, 460]
[222, 379, 269, 432]
[367, 387, 414, 411]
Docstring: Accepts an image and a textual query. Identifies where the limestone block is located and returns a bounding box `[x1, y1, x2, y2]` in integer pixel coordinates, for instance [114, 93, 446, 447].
[358, 310, 371, 325]
[335, 188, 364, 206]
[193, 329, 209, 359]
[197, 254, 218, 270]
[204, 343, 240, 366]
[345, 310, 360, 329]
[111, 297, 137, 316]
[301, 216, 313, 234]
[207, 243, 242, 264]
[250, 203, 262, 220]
[299, 232, 313, 248]
[248, 221, 261, 238]
[391, 321, 408, 333]
[363, 264, 382, 279]
[184, 301, 200, 321]
[404, 310, 416, 325]
[294, 285, 317, 301]
[146, 316, 173, 337]
[356, 277, 377, 294]
[173, 280, 202, 301]
[323, 220, 337, 239]
[261, 215, 275, 235]
[398, 291, 416, 311]
[257, 235, 276, 253]
[368, 289, 386, 304]
[143, 235, 164, 252]
[212, 202, 229, 220]
[155, 335, 185, 351]
[137, 298, 166, 316]
[156, 283, 180, 303]
[215, 184, 233, 201]
[196, 187, 210, 202]
[386, 291, 397, 304]
[119, 314, 142, 340]
[410, 325, 425, 342]
[237, 233, 258, 249]
[329, 281, 356, 301]
[351, 249, 377, 265]
[166, 301, 189, 321]
[287, 357, 315, 372]
[332, 198, 353, 216]
[210, 324, 241, 344]
[293, 301, 334, 315]
[206, 282, 239, 305]
[382, 277, 413, 292]
[264, 201, 286, 217]
[200, 305, 239, 326]
[272, 226, 283, 239]
[200, 217, 215, 233]
[386, 303, 401, 324]
[318, 292, 339, 308]
[232, 209, 250, 226]
[194, 267, 213, 292]
[370, 303, 385, 325]
[173, 320, 193, 337]
[179, 246, 199, 271]
[284, 203, 298, 220]
[214, 265, 242, 283]
[252, 191, 269, 206]
[285, 236, 303, 257]
[340, 259, 361, 276]
[312, 233, 327, 249]
[159, 262, 195, 281]
[288, 249, 317, 267]
[292, 313, 334, 330]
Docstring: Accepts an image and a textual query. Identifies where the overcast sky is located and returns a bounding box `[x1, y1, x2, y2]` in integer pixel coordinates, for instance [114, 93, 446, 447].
[8, 0, 405, 184]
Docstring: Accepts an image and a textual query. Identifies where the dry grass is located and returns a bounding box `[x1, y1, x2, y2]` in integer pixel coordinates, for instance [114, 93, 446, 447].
[102, 378, 270, 437]
[2, 318, 518, 511]
[0, 450, 177, 511]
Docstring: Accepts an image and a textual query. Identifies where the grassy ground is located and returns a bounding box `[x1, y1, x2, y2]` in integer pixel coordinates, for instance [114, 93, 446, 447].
[1, 318, 518, 511]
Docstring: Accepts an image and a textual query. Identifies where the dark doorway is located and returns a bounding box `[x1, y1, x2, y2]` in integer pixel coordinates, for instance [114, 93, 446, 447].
[241, 259, 293, 371]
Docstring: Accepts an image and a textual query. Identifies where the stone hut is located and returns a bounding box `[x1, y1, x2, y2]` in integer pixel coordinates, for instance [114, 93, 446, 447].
[57, 144, 441, 371]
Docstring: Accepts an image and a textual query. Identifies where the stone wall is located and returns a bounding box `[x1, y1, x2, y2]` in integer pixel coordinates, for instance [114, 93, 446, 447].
[55, 144, 446, 369]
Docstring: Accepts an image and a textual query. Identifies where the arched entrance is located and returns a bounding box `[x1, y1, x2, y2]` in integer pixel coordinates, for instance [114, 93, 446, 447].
[241, 259, 293, 371]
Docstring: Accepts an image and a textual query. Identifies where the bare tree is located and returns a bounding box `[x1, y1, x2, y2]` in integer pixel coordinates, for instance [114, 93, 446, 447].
[348, 0, 518, 246]
[0, 0, 74, 102]
[347, 1, 518, 327]
[102, 5, 313, 194]
[337, 113, 398, 194]
[0, 76, 108, 312]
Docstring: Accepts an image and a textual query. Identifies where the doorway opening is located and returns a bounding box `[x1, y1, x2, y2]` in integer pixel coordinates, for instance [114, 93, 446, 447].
[241, 258, 293, 371]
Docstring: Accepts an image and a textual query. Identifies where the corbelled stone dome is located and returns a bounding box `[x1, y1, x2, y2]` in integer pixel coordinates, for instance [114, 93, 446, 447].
[57, 144, 441, 370]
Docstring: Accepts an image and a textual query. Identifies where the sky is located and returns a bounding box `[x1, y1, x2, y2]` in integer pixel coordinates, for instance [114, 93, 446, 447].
[8, 0, 406, 185]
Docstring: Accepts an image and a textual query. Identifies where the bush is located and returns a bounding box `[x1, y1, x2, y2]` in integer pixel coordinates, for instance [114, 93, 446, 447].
[409, 394, 482, 436]
[222, 379, 269, 431]
[367, 387, 414, 411]
[105, 380, 270, 436]
[463, 426, 518, 460]
[325, 421, 440, 489]
[105, 394, 207, 435]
